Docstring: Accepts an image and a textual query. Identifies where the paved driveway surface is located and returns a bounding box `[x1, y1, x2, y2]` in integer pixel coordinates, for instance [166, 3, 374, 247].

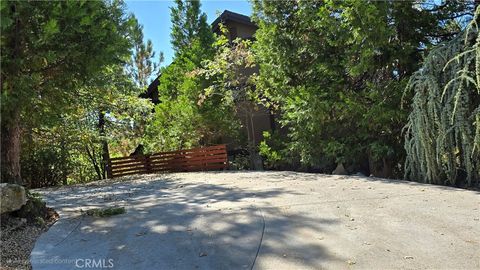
[31, 171, 480, 269]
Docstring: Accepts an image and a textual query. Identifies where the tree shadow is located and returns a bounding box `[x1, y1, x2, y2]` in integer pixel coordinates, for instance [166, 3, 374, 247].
[32, 172, 343, 270]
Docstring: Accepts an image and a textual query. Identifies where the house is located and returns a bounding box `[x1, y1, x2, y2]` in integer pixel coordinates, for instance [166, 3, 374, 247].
[211, 10, 257, 41]
[211, 10, 275, 150]
[139, 76, 160, 104]
[142, 10, 275, 167]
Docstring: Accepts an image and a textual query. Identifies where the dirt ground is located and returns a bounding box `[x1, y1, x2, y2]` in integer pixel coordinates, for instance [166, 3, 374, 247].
[1, 216, 48, 270]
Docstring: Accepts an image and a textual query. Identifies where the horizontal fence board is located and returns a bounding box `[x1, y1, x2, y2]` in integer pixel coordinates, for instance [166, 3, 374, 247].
[111, 160, 148, 169]
[149, 154, 227, 165]
[111, 153, 226, 164]
[110, 158, 146, 166]
[110, 147, 227, 164]
[110, 165, 144, 172]
[110, 156, 142, 161]
[108, 144, 227, 178]
[162, 158, 227, 168]
[149, 149, 227, 159]
[148, 145, 226, 157]
[111, 167, 149, 175]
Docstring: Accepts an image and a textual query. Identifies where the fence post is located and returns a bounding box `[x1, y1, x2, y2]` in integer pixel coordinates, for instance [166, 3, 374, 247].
[106, 158, 113, 179]
[145, 154, 152, 173]
[222, 144, 228, 170]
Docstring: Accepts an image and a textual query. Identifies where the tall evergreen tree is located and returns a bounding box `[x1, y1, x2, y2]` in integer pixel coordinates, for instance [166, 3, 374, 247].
[252, 0, 475, 177]
[143, 0, 221, 152]
[0, 0, 137, 184]
[170, 0, 213, 55]
[130, 24, 163, 89]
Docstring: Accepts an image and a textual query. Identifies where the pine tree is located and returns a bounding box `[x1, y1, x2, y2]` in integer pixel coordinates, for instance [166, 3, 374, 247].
[0, 0, 137, 184]
[130, 24, 162, 89]
[170, 0, 213, 55]
[143, 0, 218, 152]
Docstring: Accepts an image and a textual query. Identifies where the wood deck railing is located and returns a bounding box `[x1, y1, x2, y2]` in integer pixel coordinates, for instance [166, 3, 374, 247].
[107, 144, 228, 178]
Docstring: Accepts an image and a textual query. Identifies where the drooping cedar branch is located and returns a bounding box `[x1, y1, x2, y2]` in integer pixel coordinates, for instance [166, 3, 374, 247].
[404, 8, 479, 186]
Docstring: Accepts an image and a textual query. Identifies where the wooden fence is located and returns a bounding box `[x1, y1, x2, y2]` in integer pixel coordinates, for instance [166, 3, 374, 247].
[107, 144, 228, 178]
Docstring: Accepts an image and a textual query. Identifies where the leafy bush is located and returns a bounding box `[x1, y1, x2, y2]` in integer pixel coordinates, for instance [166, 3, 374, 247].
[252, 1, 470, 178]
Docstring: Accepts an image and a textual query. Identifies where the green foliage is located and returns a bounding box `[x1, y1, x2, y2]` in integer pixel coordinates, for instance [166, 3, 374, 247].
[228, 153, 251, 170]
[19, 64, 153, 186]
[170, 0, 214, 55]
[84, 207, 126, 217]
[2, 0, 476, 187]
[145, 95, 201, 151]
[252, 0, 473, 177]
[404, 7, 480, 187]
[1, 0, 149, 186]
[144, 3, 239, 152]
[196, 27, 256, 106]
[1, 0, 136, 123]
[15, 190, 50, 225]
[129, 23, 163, 89]
[21, 131, 73, 187]
[258, 131, 284, 169]
[144, 38, 239, 152]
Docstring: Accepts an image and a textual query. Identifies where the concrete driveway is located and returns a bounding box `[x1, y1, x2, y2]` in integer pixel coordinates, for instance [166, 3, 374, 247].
[31, 171, 479, 269]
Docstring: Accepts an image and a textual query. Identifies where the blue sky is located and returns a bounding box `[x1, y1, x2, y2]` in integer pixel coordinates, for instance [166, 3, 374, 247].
[126, 0, 252, 67]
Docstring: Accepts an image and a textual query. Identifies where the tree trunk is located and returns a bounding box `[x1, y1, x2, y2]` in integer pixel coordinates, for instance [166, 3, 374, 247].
[101, 141, 110, 178]
[1, 110, 23, 185]
[269, 107, 276, 132]
[1, 3, 23, 185]
[85, 144, 103, 180]
[98, 110, 110, 179]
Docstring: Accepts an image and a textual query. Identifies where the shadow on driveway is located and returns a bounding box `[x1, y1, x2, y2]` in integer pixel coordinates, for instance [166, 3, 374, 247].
[31, 173, 341, 270]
